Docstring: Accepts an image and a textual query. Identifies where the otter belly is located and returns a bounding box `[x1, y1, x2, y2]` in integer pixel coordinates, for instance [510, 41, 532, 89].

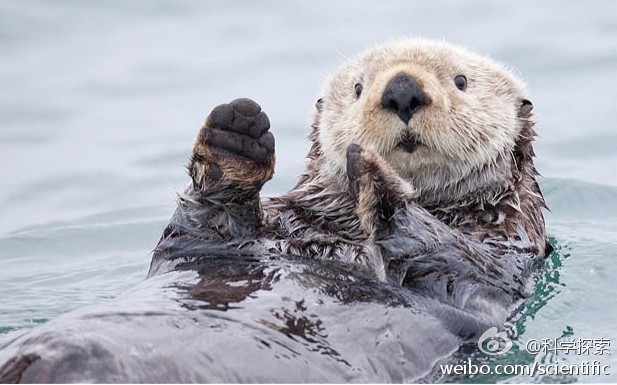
[0, 254, 479, 383]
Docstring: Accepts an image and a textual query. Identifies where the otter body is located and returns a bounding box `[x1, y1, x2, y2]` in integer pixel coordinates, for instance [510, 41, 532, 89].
[0, 39, 548, 383]
[151, 38, 548, 312]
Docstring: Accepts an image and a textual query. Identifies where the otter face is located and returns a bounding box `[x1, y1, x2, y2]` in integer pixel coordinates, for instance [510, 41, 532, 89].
[315, 38, 531, 203]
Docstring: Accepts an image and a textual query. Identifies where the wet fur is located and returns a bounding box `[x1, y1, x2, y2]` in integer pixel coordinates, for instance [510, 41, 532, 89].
[150, 38, 549, 334]
[0, 39, 551, 383]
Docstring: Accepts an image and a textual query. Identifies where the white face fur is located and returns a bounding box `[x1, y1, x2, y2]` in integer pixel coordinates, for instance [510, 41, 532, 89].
[315, 38, 530, 204]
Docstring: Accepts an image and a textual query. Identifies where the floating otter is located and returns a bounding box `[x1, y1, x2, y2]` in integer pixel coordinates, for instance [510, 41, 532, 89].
[0, 38, 549, 383]
[152, 37, 548, 295]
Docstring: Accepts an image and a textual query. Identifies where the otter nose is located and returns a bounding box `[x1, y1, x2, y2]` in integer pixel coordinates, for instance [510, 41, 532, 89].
[381, 74, 427, 124]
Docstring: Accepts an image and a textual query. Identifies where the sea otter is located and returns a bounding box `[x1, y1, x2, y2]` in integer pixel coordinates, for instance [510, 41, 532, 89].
[151, 37, 548, 298]
[0, 38, 549, 383]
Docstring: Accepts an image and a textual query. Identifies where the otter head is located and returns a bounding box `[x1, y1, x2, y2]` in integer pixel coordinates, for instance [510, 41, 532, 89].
[313, 38, 534, 205]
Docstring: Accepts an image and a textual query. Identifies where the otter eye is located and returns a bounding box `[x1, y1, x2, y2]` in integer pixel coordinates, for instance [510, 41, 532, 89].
[454, 75, 467, 91]
[354, 83, 363, 98]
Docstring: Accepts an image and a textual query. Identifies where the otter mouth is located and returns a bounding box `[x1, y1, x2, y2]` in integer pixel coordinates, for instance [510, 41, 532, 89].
[397, 132, 420, 153]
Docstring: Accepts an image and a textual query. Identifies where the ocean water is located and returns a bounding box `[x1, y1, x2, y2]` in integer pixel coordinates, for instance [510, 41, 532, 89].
[1, 1, 615, 382]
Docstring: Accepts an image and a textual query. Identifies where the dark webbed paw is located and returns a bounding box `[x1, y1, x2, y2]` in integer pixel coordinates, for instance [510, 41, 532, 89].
[190, 98, 275, 192]
[207, 98, 274, 164]
[346, 143, 363, 202]
[345, 143, 417, 237]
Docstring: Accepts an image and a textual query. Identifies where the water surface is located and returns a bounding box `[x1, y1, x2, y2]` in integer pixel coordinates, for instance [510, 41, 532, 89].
[1, 1, 616, 382]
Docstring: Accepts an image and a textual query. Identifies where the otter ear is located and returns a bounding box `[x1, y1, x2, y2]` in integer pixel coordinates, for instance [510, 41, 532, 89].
[315, 98, 324, 112]
[519, 99, 533, 117]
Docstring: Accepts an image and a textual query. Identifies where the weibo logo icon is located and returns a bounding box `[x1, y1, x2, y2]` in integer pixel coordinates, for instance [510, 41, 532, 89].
[477, 322, 518, 355]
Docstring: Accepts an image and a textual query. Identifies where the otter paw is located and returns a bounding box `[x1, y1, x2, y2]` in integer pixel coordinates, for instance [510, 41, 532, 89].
[190, 98, 275, 191]
[346, 143, 364, 201]
[346, 143, 417, 206]
[205, 98, 274, 164]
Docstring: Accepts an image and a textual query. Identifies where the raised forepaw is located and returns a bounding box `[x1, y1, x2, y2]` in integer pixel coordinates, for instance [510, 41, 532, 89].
[189, 98, 275, 193]
[346, 143, 417, 237]
[206, 99, 274, 164]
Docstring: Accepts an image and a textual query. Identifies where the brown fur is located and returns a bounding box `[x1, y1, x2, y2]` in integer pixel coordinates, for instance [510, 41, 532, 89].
[150, 38, 549, 316]
[0, 39, 552, 384]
